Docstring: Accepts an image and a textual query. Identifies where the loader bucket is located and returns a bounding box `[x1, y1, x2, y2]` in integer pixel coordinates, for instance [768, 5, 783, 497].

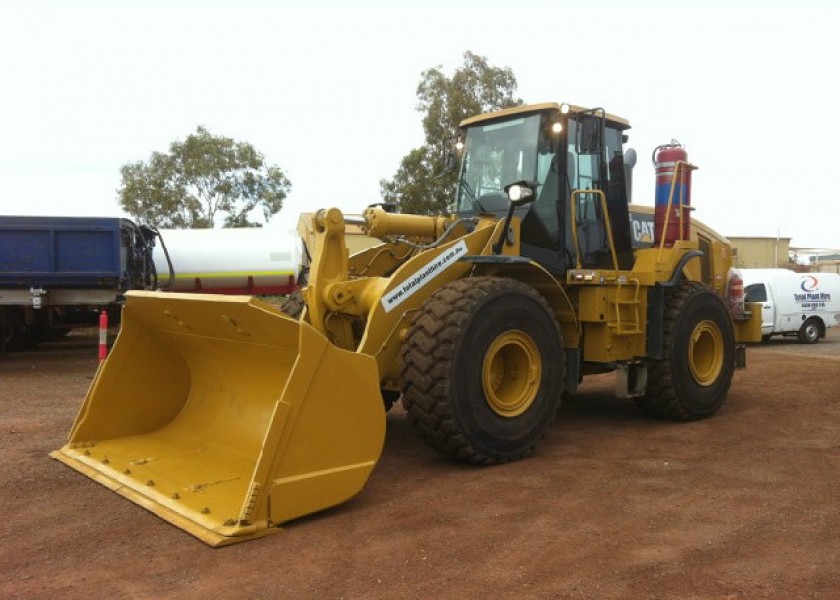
[51, 291, 386, 547]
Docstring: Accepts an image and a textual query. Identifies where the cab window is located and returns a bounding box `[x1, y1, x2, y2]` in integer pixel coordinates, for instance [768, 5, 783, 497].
[745, 283, 768, 303]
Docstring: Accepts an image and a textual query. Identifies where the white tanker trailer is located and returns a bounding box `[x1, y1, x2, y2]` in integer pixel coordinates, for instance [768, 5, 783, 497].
[154, 227, 303, 295]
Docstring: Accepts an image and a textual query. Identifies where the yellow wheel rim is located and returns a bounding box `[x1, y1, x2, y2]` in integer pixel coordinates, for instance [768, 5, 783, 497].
[482, 330, 541, 417]
[688, 320, 724, 386]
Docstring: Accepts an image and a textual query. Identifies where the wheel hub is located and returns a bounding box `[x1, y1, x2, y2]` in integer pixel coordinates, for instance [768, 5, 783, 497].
[482, 330, 541, 417]
[688, 320, 724, 386]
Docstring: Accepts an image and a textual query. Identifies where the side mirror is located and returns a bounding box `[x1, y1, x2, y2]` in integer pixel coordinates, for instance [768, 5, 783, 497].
[442, 134, 464, 174]
[493, 180, 537, 255]
[503, 180, 538, 207]
[623, 147, 637, 203]
[444, 153, 457, 172]
[577, 115, 602, 155]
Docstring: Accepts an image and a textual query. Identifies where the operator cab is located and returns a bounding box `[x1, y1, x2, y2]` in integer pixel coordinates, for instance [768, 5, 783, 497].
[455, 103, 635, 276]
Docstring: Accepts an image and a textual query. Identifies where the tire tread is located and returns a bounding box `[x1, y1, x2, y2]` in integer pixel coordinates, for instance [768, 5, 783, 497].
[401, 277, 562, 464]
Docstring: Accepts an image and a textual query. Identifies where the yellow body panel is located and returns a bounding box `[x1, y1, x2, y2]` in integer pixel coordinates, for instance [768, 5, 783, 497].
[52, 291, 385, 546]
[733, 302, 764, 342]
[576, 281, 647, 363]
[582, 322, 644, 363]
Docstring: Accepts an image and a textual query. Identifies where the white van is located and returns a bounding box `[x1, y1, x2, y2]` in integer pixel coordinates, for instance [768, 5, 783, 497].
[740, 268, 840, 343]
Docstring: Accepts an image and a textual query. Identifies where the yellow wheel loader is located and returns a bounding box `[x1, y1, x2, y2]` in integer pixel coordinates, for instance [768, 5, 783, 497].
[52, 103, 762, 546]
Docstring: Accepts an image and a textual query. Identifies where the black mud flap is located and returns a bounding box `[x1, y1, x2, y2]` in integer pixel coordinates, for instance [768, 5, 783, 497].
[735, 344, 747, 369]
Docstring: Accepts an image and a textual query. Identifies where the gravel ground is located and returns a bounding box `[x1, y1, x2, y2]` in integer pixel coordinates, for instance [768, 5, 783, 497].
[1, 328, 839, 599]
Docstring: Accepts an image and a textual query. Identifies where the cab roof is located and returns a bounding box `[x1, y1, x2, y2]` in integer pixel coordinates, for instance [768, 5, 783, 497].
[459, 102, 631, 129]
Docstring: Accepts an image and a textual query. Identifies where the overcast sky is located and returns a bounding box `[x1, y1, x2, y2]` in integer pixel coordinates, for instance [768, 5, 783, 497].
[1, 0, 838, 249]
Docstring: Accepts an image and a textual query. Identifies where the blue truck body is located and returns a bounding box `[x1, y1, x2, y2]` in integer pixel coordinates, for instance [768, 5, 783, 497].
[0, 216, 157, 350]
[0, 216, 128, 288]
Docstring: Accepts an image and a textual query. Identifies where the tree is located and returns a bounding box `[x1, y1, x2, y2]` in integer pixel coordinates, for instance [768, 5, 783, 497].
[118, 126, 291, 228]
[380, 51, 522, 215]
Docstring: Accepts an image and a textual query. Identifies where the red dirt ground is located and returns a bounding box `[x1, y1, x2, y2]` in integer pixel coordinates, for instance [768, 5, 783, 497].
[2, 330, 839, 599]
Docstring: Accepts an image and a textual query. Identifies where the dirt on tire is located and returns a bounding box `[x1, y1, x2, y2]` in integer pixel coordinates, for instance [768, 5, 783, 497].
[401, 276, 563, 464]
[2, 329, 840, 599]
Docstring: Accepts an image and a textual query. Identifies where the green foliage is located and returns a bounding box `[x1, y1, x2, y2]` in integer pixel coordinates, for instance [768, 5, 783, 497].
[379, 147, 448, 217]
[380, 51, 522, 215]
[118, 126, 291, 228]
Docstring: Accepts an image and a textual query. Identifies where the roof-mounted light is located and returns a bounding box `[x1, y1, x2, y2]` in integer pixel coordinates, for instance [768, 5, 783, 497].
[560, 103, 571, 115]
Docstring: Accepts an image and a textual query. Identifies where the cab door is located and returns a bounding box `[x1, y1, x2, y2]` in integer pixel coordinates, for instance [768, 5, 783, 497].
[565, 111, 633, 270]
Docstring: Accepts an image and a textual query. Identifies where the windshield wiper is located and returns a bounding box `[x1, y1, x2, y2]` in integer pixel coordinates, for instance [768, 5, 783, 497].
[459, 178, 486, 214]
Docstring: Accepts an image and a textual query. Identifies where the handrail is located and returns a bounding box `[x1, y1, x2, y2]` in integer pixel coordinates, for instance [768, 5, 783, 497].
[570, 189, 619, 272]
[656, 160, 696, 260]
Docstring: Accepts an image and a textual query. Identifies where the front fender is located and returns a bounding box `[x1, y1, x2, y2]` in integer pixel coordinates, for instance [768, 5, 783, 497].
[467, 258, 579, 349]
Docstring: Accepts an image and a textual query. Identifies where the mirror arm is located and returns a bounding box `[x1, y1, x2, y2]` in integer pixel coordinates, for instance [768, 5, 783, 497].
[492, 202, 517, 255]
[493, 180, 537, 255]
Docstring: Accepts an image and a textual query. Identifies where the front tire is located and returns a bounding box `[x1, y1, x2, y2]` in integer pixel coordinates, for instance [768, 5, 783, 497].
[798, 319, 820, 344]
[636, 281, 735, 420]
[401, 277, 564, 464]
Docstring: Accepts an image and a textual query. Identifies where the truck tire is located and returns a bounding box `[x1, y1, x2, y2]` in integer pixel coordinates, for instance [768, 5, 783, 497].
[1, 308, 26, 352]
[797, 318, 820, 344]
[401, 277, 564, 465]
[636, 281, 735, 421]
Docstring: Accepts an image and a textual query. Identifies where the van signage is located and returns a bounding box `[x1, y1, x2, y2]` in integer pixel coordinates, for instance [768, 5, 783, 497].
[794, 276, 832, 309]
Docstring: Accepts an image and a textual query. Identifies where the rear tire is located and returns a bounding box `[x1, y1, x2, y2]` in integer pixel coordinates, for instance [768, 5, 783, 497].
[636, 281, 735, 421]
[1, 308, 26, 352]
[401, 277, 564, 464]
[797, 319, 820, 344]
